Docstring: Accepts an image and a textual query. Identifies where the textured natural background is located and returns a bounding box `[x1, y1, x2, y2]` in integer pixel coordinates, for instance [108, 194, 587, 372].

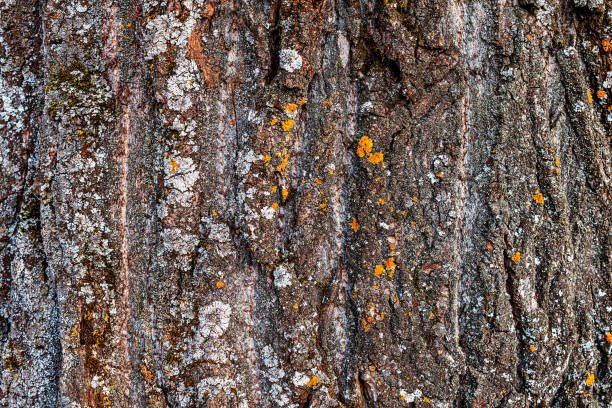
[1, 0, 611, 406]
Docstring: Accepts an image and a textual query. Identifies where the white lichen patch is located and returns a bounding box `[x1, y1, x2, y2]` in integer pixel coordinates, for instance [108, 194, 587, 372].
[199, 301, 231, 338]
[162, 228, 199, 255]
[399, 388, 422, 403]
[166, 156, 199, 207]
[337, 34, 350, 68]
[237, 149, 259, 176]
[279, 49, 303, 73]
[165, 59, 200, 111]
[292, 372, 309, 387]
[197, 376, 236, 402]
[261, 205, 276, 219]
[0, 74, 27, 133]
[273, 265, 292, 289]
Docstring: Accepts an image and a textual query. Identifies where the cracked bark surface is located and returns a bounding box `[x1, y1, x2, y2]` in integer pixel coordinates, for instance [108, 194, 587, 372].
[0, 0, 611, 406]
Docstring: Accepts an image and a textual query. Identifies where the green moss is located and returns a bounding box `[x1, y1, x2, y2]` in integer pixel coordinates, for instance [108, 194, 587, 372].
[45, 60, 111, 122]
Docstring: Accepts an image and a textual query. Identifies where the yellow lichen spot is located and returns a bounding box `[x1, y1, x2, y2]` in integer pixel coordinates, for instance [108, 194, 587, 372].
[385, 257, 396, 270]
[282, 189, 289, 200]
[216, 281, 224, 288]
[588, 88, 593, 104]
[529, 344, 535, 352]
[283, 103, 298, 114]
[77, 129, 83, 135]
[270, 118, 279, 125]
[555, 157, 560, 167]
[281, 119, 294, 131]
[512, 251, 521, 263]
[412, 196, 418, 202]
[277, 156, 288, 173]
[374, 265, 385, 276]
[212, 209, 217, 216]
[104, 315, 109, 322]
[423, 396, 431, 403]
[271, 186, 278, 193]
[169, 159, 179, 173]
[605, 332, 612, 343]
[271, 202, 279, 211]
[351, 218, 359, 232]
[314, 178, 322, 185]
[586, 372, 595, 386]
[378, 198, 385, 205]
[358, 136, 373, 156]
[293, 303, 299, 309]
[597, 89, 606, 98]
[299, 99, 306, 105]
[532, 190, 544, 204]
[368, 152, 384, 165]
[307, 376, 319, 387]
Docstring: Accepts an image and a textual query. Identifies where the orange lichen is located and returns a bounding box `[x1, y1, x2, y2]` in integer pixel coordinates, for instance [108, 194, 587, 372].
[293, 303, 299, 309]
[169, 159, 179, 173]
[603, 38, 611, 52]
[362, 318, 371, 331]
[597, 90, 607, 98]
[283, 103, 298, 114]
[271, 186, 278, 193]
[532, 190, 544, 204]
[586, 372, 595, 386]
[605, 332, 612, 343]
[140, 364, 153, 381]
[423, 397, 431, 403]
[281, 119, 294, 131]
[216, 281, 224, 288]
[270, 118, 279, 125]
[374, 265, 385, 276]
[555, 157, 560, 167]
[588, 88, 593, 104]
[412, 196, 418, 202]
[512, 251, 521, 263]
[358, 136, 373, 156]
[277, 156, 288, 173]
[385, 257, 396, 270]
[307, 376, 319, 387]
[351, 218, 359, 232]
[262, 155, 271, 166]
[368, 152, 384, 165]
[299, 98, 307, 105]
[282, 189, 288, 200]
[529, 344, 535, 352]
[271, 202, 278, 211]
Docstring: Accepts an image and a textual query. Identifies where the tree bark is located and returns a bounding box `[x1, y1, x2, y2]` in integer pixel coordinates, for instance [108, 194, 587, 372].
[0, 0, 611, 406]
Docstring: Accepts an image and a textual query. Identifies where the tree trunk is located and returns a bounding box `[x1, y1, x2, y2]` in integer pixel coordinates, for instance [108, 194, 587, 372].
[1, 0, 610, 406]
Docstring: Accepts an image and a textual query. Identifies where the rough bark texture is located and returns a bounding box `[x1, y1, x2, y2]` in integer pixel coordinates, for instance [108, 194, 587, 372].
[0, 0, 611, 406]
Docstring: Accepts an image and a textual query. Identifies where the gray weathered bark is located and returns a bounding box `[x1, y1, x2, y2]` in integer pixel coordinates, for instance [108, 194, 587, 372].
[1, 0, 611, 406]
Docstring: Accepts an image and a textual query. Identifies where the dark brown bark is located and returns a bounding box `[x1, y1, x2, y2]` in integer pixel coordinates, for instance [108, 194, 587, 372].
[0, 0, 610, 406]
